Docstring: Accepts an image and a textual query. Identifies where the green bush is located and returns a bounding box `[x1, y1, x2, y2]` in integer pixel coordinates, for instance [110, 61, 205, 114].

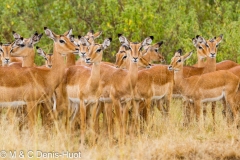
[0, 0, 239, 65]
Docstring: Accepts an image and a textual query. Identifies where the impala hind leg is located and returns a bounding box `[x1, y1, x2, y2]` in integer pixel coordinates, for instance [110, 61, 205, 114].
[202, 102, 207, 123]
[130, 100, 140, 136]
[211, 101, 216, 130]
[183, 100, 191, 126]
[226, 96, 239, 128]
[194, 100, 203, 129]
[104, 102, 113, 141]
[80, 101, 87, 145]
[138, 100, 146, 132]
[163, 94, 171, 118]
[6, 108, 17, 126]
[122, 102, 129, 139]
[95, 102, 103, 134]
[90, 102, 99, 145]
[27, 102, 38, 133]
[145, 98, 152, 129]
[112, 99, 123, 142]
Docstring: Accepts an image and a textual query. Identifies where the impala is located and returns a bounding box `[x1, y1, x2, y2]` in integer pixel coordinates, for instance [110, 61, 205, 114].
[109, 34, 153, 139]
[9, 32, 43, 67]
[66, 30, 102, 67]
[192, 34, 238, 70]
[66, 36, 111, 144]
[37, 48, 53, 68]
[168, 49, 239, 127]
[114, 41, 167, 122]
[0, 27, 78, 132]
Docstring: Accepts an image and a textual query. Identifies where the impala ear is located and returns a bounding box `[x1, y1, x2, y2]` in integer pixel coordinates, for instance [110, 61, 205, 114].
[0, 43, 3, 55]
[183, 51, 193, 61]
[44, 27, 57, 41]
[63, 29, 73, 39]
[192, 38, 198, 47]
[93, 31, 102, 39]
[79, 37, 91, 46]
[36, 46, 46, 59]
[142, 36, 153, 46]
[157, 41, 163, 47]
[29, 32, 43, 46]
[12, 31, 21, 40]
[14, 37, 24, 46]
[216, 34, 223, 45]
[118, 34, 130, 49]
[102, 38, 112, 49]
[197, 36, 206, 44]
[151, 41, 163, 50]
[174, 49, 182, 56]
[86, 30, 94, 37]
[118, 34, 128, 43]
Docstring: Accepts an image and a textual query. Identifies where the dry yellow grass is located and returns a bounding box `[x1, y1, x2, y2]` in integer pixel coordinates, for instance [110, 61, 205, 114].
[0, 100, 240, 160]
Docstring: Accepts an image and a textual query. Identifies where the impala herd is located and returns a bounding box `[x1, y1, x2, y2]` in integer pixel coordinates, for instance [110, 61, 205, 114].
[0, 27, 239, 144]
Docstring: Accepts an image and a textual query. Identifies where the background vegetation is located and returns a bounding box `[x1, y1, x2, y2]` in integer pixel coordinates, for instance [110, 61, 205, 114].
[0, 0, 239, 65]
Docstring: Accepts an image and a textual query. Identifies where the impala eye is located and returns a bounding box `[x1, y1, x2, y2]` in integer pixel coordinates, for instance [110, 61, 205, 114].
[198, 46, 202, 49]
[59, 40, 65, 43]
[0, 49, 3, 52]
[17, 43, 25, 47]
[96, 49, 101, 53]
[123, 55, 127, 59]
[216, 44, 219, 48]
[154, 49, 158, 52]
[177, 59, 181, 62]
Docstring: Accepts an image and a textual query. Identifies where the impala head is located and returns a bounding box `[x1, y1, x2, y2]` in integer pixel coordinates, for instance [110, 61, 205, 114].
[206, 34, 223, 58]
[36, 47, 53, 68]
[118, 34, 153, 63]
[84, 30, 102, 44]
[168, 49, 193, 71]
[10, 31, 43, 57]
[78, 36, 91, 59]
[192, 34, 223, 59]
[0, 43, 12, 65]
[85, 38, 112, 64]
[142, 41, 165, 63]
[115, 48, 151, 69]
[44, 27, 79, 55]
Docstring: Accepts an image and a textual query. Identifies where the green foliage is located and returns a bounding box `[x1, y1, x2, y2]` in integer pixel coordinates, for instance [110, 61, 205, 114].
[0, 0, 239, 65]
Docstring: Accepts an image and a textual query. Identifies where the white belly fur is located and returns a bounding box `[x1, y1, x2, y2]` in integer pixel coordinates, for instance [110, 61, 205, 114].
[151, 95, 165, 100]
[0, 101, 26, 107]
[201, 91, 225, 103]
[69, 98, 80, 104]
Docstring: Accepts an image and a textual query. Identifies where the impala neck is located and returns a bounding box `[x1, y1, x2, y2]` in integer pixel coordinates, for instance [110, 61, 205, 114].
[66, 54, 76, 67]
[22, 50, 35, 67]
[80, 58, 87, 66]
[174, 68, 187, 94]
[203, 56, 216, 73]
[197, 55, 205, 67]
[50, 45, 67, 87]
[142, 52, 151, 63]
[89, 62, 100, 89]
[128, 60, 138, 90]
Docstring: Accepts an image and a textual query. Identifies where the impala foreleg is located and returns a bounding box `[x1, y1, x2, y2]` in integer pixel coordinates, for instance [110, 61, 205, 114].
[104, 102, 113, 140]
[80, 101, 87, 145]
